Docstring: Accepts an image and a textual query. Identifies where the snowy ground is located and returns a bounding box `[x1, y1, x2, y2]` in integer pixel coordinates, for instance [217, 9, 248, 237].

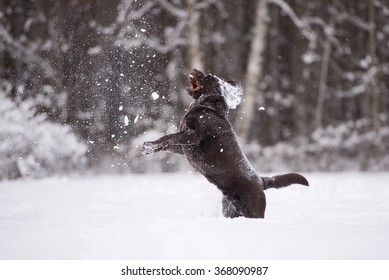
[0, 172, 388, 260]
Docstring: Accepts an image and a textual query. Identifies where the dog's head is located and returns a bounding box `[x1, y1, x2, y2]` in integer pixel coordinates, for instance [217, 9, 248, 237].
[186, 69, 218, 99]
[186, 69, 242, 109]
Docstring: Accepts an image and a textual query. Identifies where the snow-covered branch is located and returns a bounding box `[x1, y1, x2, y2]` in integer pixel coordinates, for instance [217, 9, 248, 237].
[93, 0, 188, 54]
[94, 1, 155, 36]
[267, 0, 317, 45]
[333, 0, 371, 31]
[195, 0, 227, 17]
[156, 0, 186, 18]
[0, 23, 55, 77]
[336, 64, 386, 98]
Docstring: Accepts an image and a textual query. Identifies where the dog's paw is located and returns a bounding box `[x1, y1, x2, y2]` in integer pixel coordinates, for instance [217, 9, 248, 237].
[140, 141, 159, 155]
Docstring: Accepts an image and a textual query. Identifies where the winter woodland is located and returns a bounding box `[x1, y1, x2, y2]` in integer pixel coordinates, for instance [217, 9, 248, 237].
[1, 0, 389, 180]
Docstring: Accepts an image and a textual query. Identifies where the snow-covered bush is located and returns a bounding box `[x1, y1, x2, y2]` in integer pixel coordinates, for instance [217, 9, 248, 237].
[245, 119, 389, 172]
[0, 95, 88, 180]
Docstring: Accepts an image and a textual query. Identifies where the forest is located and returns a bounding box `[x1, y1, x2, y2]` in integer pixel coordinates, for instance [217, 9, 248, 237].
[1, 0, 389, 180]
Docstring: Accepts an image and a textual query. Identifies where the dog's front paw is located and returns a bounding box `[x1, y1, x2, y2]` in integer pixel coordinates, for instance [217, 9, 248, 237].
[140, 141, 160, 155]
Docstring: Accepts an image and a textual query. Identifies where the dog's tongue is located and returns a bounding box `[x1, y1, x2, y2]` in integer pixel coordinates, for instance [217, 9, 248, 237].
[216, 78, 243, 109]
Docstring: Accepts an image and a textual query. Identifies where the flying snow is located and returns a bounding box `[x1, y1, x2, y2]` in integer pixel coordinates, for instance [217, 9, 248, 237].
[87, 46, 102, 55]
[258, 106, 265, 111]
[216, 77, 243, 109]
[124, 115, 129, 126]
[134, 114, 139, 123]
[151, 92, 159, 100]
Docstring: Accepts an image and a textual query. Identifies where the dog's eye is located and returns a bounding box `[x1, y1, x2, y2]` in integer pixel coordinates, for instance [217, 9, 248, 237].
[205, 75, 218, 83]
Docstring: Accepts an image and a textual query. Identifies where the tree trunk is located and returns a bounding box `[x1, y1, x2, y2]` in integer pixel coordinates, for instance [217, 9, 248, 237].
[314, 3, 335, 129]
[236, 0, 269, 143]
[368, 0, 379, 133]
[187, 0, 204, 70]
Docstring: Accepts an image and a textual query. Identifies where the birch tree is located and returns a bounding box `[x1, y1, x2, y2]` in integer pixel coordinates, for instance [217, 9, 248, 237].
[187, 0, 204, 70]
[314, 1, 336, 129]
[236, 0, 269, 143]
[367, 0, 379, 133]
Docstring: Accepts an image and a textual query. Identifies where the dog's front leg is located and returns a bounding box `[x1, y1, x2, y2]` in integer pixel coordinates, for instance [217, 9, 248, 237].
[141, 129, 200, 155]
[161, 145, 184, 155]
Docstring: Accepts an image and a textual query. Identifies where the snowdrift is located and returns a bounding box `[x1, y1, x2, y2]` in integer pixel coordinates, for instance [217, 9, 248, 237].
[0, 172, 388, 259]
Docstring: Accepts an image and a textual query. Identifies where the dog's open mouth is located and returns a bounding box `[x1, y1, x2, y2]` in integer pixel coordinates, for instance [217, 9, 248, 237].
[186, 69, 204, 96]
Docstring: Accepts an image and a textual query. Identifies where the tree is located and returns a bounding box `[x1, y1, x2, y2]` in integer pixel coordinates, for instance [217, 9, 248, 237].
[1, 0, 389, 176]
[367, 0, 379, 133]
[187, 0, 204, 70]
[314, 0, 336, 129]
[236, 0, 269, 143]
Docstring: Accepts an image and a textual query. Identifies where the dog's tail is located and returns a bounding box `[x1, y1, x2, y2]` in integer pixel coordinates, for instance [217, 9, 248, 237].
[262, 173, 309, 190]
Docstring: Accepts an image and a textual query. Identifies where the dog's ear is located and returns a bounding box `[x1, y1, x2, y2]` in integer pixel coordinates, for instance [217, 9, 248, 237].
[227, 80, 236, 86]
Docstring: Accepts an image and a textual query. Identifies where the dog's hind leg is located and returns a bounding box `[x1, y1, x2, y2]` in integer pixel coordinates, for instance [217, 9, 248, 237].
[222, 196, 242, 218]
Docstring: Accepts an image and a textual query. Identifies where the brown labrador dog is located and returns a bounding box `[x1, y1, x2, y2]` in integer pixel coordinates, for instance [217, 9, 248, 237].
[141, 69, 308, 218]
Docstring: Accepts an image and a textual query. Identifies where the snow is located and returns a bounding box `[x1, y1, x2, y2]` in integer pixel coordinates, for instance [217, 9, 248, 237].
[0, 95, 87, 180]
[215, 77, 243, 109]
[0, 172, 388, 260]
[123, 115, 129, 126]
[151, 91, 159, 100]
[87, 46, 102, 55]
[302, 51, 318, 64]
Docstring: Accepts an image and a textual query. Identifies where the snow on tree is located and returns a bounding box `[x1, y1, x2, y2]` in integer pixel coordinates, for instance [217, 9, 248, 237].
[0, 94, 87, 180]
[1, 0, 389, 177]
